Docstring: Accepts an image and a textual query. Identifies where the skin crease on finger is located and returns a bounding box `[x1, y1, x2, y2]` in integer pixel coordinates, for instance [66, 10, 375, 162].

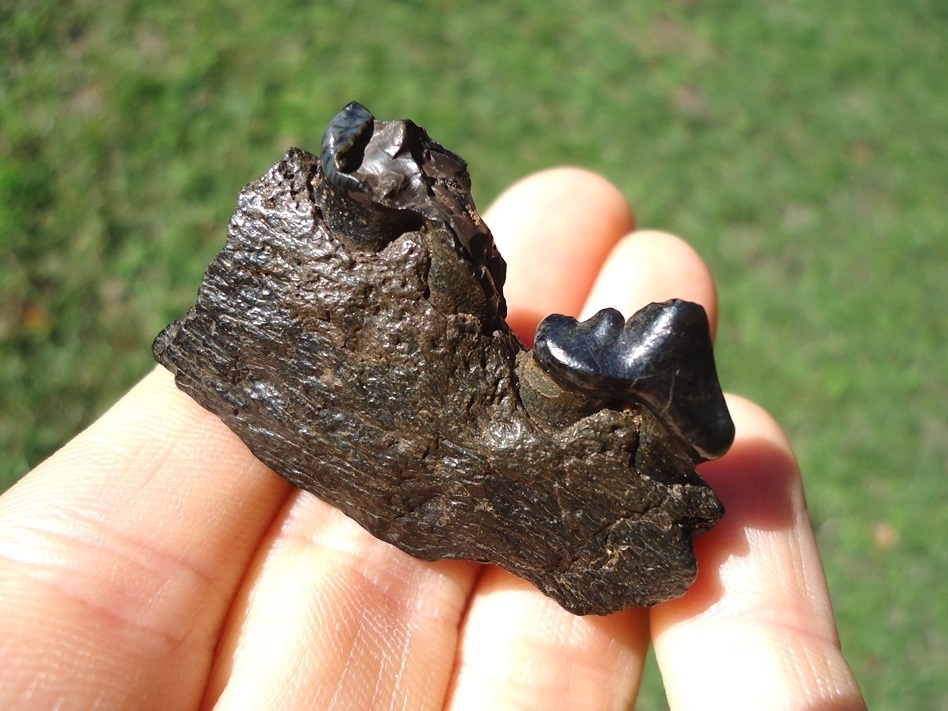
[0, 368, 293, 709]
[202, 491, 481, 710]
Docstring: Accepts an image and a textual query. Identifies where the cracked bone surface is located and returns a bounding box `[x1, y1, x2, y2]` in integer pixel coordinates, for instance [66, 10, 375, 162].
[153, 103, 733, 614]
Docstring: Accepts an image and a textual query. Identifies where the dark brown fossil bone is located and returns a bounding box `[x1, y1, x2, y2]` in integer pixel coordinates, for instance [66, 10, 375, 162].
[153, 102, 733, 615]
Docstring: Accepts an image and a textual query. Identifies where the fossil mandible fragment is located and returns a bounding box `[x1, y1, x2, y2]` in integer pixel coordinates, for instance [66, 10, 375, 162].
[153, 102, 734, 615]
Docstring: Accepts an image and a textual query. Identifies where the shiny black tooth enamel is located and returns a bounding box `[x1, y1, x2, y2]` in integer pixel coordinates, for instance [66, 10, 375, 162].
[320, 101, 375, 194]
[534, 300, 735, 461]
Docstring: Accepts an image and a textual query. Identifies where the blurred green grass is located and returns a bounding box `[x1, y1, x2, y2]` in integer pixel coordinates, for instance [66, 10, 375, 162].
[2, 0, 945, 707]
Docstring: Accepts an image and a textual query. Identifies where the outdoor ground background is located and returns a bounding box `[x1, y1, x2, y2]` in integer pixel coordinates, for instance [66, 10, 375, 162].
[3, 1, 946, 708]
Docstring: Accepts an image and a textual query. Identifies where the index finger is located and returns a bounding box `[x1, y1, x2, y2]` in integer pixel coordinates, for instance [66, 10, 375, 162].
[0, 368, 291, 708]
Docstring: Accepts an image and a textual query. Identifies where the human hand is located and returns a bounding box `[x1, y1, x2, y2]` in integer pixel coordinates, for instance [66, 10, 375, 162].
[0, 168, 866, 710]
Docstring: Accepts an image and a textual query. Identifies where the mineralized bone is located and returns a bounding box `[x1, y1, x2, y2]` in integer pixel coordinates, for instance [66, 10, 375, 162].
[153, 103, 733, 615]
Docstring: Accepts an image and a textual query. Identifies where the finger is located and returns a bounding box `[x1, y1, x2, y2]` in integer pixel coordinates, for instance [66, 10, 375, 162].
[445, 570, 648, 710]
[204, 494, 479, 710]
[484, 166, 635, 345]
[651, 396, 867, 710]
[582, 229, 719, 337]
[0, 367, 290, 709]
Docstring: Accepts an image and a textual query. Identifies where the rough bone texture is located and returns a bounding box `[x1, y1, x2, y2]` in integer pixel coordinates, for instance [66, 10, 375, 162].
[154, 107, 729, 615]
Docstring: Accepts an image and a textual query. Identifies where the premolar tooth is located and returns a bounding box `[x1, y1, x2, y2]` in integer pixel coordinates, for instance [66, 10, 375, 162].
[533, 300, 735, 461]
